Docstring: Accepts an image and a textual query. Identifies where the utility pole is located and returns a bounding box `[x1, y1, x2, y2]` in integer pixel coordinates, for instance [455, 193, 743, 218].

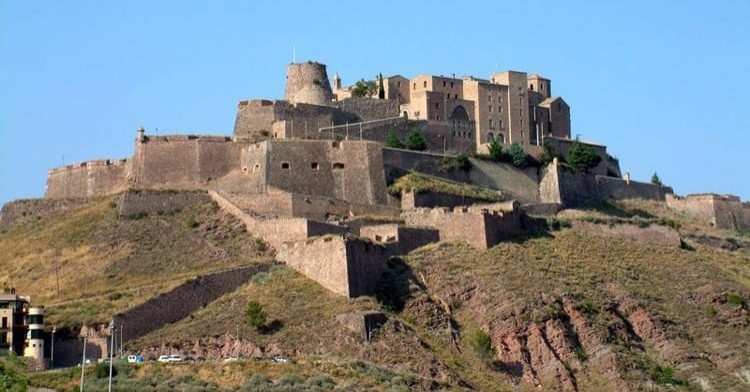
[119, 324, 123, 358]
[80, 332, 88, 392]
[108, 321, 115, 392]
[51, 326, 56, 369]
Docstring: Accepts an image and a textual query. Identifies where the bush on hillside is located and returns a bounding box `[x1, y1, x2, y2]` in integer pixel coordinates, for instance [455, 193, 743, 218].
[384, 130, 406, 149]
[508, 142, 527, 167]
[566, 137, 601, 170]
[405, 130, 427, 151]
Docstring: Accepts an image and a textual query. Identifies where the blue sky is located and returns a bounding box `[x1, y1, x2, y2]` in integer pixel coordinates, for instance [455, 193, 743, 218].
[2, 1, 749, 206]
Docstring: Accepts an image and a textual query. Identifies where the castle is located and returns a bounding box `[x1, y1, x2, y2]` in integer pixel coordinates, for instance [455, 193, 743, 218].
[24, 61, 750, 298]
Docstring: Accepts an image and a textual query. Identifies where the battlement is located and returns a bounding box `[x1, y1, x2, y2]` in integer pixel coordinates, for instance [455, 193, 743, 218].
[140, 134, 233, 143]
[48, 158, 130, 174]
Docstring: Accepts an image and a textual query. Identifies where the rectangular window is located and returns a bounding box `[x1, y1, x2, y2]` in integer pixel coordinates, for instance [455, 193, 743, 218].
[435, 102, 440, 109]
[488, 95, 492, 102]
[489, 119, 494, 129]
[489, 105, 492, 112]
[1, 317, 6, 329]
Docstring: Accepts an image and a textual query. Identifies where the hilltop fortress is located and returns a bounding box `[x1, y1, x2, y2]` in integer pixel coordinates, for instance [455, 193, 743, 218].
[10, 60, 749, 297]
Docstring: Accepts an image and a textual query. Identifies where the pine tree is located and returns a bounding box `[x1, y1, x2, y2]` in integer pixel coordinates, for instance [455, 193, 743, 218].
[487, 139, 504, 162]
[384, 130, 405, 149]
[245, 300, 267, 331]
[378, 73, 385, 99]
[508, 142, 527, 167]
[406, 130, 427, 151]
[567, 137, 601, 169]
[651, 172, 663, 186]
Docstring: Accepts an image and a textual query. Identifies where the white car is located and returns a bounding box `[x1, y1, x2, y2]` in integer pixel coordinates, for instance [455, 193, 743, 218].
[157, 354, 182, 362]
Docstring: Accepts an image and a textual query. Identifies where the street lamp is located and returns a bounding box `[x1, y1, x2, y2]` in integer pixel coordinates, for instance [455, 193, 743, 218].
[108, 320, 115, 392]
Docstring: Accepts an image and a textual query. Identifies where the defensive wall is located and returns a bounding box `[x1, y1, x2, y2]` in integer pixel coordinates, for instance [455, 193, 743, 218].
[539, 160, 673, 208]
[544, 136, 622, 177]
[359, 224, 440, 255]
[401, 202, 523, 249]
[239, 139, 389, 206]
[400, 189, 501, 210]
[46, 158, 130, 198]
[0, 196, 102, 230]
[276, 235, 392, 297]
[666, 193, 750, 231]
[569, 221, 681, 246]
[113, 264, 271, 346]
[115, 189, 211, 218]
[131, 135, 243, 189]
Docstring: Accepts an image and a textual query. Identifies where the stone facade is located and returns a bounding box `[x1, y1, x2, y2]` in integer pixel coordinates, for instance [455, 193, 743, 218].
[116, 189, 211, 218]
[46, 158, 130, 198]
[359, 224, 440, 254]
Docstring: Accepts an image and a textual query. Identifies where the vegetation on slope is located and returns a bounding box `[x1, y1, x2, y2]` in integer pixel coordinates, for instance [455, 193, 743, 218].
[387, 172, 502, 202]
[0, 196, 271, 328]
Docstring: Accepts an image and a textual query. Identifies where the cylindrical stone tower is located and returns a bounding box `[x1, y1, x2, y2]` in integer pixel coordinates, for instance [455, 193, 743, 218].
[284, 61, 333, 106]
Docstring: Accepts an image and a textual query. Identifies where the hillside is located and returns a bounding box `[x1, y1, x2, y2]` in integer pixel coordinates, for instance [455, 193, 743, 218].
[1, 196, 749, 391]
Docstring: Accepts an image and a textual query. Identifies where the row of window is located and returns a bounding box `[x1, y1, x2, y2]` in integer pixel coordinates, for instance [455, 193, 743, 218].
[280, 162, 345, 170]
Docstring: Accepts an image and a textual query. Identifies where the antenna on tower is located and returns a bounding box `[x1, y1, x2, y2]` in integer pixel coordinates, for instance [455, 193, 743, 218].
[292, 45, 296, 63]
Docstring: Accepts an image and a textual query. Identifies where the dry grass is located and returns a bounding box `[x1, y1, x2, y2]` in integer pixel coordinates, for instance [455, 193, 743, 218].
[0, 196, 271, 327]
[387, 172, 502, 201]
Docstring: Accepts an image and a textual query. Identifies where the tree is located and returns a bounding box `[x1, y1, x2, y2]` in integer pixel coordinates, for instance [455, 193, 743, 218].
[352, 79, 378, 98]
[540, 139, 561, 165]
[245, 300, 267, 331]
[651, 172, 663, 186]
[384, 130, 405, 149]
[469, 330, 495, 365]
[377, 73, 385, 99]
[508, 142, 527, 167]
[406, 130, 427, 151]
[566, 137, 601, 170]
[487, 139, 504, 162]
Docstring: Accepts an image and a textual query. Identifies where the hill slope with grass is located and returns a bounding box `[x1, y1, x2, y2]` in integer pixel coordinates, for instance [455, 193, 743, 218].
[1, 195, 749, 391]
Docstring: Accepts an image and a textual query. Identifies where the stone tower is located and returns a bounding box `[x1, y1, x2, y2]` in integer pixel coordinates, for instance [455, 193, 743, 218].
[284, 61, 333, 106]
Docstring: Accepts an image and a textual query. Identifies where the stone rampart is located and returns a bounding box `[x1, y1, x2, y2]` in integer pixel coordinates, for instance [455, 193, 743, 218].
[667, 193, 749, 231]
[116, 189, 211, 217]
[401, 190, 499, 210]
[0, 197, 102, 230]
[401, 204, 522, 249]
[597, 176, 673, 201]
[45, 158, 130, 198]
[131, 135, 242, 189]
[359, 224, 439, 254]
[114, 264, 271, 344]
[540, 161, 670, 208]
[277, 235, 390, 297]
[545, 136, 621, 177]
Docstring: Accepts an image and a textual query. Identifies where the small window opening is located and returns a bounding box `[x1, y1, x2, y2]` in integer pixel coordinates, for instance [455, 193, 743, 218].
[423, 81, 427, 88]
[333, 162, 345, 170]
[253, 164, 260, 172]
[281, 162, 290, 170]
[311, 162, 319, 170]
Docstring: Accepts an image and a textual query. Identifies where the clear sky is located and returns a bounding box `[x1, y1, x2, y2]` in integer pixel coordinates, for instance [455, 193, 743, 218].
[2, 1, 749, 206]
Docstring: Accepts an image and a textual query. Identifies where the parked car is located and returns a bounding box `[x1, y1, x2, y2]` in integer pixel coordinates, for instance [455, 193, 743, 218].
[127, 355, 144, 363]
[157, 355, 170, 362]
[273, 355, 288, 363]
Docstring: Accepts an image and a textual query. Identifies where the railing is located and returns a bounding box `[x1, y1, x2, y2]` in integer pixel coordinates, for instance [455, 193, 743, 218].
[317, 116, 406, 139]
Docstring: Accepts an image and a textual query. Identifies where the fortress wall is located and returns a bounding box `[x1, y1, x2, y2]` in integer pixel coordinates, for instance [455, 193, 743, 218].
[46, 159, 130, 199]
[742, 203, 750, 231]
[401, 190, 499, 210]
[116, 190, 211, 218]
[233, 100, 276, 141]
[284, 62, 333, 106]
[0, 197, 101, 230]
[545, 137, 620, 177]
[539, 162, 602, 208]
[238, 142, 269, 195]
[666, 194, 720, 227]
[596, 176, 673, 201]
[114, 264, 270, 344]
[277, 236, 350, 296]
[256, 217, 311, 249]
[133, 136, 237, 189]
[266, 140, 338, 198]
[360, 224, 440, 254]
[483, 209, 524, 245]
[402, 208, 490, 249]
[334, 97, 400, 121]
[344, 239, 391, 297]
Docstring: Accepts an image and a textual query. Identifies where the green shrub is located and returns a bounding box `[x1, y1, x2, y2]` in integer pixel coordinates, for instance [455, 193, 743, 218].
[94, 362, 117, 379]
[469, 329, 494, 362]
[487, 139, 505, 162]
[455, 153, 471, 170]
[245, 300, 267, 330]
[727, 293, 745, 306]
[651, 172, 663, 186]
[405, 130, 427, 151]
[384, 130, 406, 149]
[186, 216, 198, 228]
[575, 346, 587, 362]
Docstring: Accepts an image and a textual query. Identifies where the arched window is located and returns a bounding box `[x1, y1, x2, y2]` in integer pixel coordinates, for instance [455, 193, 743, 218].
[332, 162, 345, 170]
[487, 133, 495, 143]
